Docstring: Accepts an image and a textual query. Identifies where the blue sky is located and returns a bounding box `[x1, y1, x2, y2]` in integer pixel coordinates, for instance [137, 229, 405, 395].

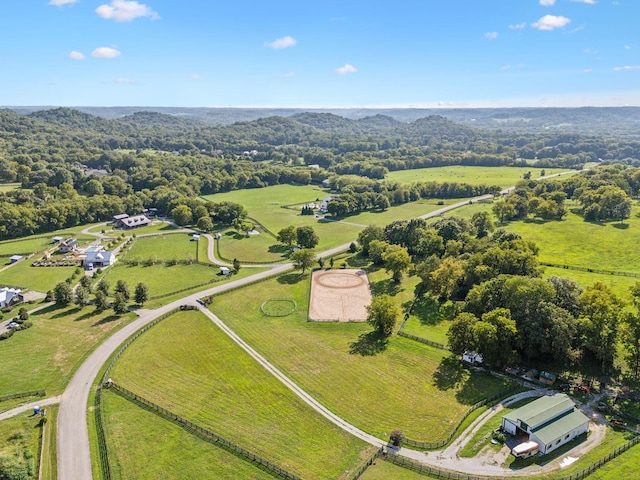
[0, 0, 638, 107]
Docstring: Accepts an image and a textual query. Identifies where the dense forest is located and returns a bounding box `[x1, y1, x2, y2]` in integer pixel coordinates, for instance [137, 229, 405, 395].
[1, 107, 640, 240]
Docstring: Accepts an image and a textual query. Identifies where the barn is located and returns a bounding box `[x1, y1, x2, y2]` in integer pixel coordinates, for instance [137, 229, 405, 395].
[502, 394, 589, 456]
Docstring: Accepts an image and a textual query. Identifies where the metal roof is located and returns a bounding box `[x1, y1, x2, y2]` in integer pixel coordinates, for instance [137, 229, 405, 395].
[503, 394, 577, 430]
[531, 409, 589, 445]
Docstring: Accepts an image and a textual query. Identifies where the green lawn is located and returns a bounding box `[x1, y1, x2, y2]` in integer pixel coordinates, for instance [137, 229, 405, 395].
[0, 235, 55, 256]
[0, 412, 42, 479]
[0, 183, 22, 192]
[216, 228, 289, 263]
[587, 442, 640, 479]
[358, 458, 436, 480]
[123, 233, 198, 262]
[107, 310, 373, 480]
[210, 271, 510, 442]
[386, 166, 571, 187]
[101, 262, 263, 308]
[506, 204, 640, 274]
[401, 296, 456, 346]
[344, 198, 463, 226]
[0, 304, 133, 397]
[103, 391, 276, 480]
[0, 259, 76, 292]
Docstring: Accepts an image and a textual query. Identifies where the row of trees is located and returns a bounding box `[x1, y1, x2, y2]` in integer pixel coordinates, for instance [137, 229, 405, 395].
[53, 278, 149, 314]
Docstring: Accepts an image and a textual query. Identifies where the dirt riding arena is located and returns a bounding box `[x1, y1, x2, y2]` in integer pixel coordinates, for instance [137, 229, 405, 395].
[309, 269, 372, 322]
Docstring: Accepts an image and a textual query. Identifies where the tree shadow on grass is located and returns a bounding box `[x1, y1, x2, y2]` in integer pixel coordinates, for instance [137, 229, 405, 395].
[432, 355, 466, 392]
[268, 244, 290, 254]
[345, 253, 370, 268]
[370, 278, 400, 297]
[51, 306, 81, 319]
[349, 330, 389, 356]
[411, 296, 456, 326]
[277, 273, 306, 285]
[92, 314, 122, 326]
[74, 309, 100, 322]
[613, 223, 630, 230]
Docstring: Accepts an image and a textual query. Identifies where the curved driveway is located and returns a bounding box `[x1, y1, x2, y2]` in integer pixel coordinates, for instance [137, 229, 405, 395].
[57, 175, 579, 480]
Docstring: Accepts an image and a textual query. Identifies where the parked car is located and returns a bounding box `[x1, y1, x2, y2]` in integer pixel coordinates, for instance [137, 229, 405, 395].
[7, 322, 19, 329]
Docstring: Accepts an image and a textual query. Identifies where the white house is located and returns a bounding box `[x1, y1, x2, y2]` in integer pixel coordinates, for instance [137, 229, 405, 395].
[9, 255, 23, 263]
[502, 394, 589, 456]
[462, 351, 483, 365]
[219, 267, 230, 275]
[319, 196, 333, 213]
[84, 251, 117, 269]
[0, 287, 23, 308]
[116, 214, 151, 229]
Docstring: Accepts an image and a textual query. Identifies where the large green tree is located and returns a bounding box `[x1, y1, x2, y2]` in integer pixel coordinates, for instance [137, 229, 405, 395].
[290, 248, 316, 274]
[277, 225, 297, 247]
[54, 282, 73, 306]
[382, 244, 411, 283]
[366, 294, 401, 336]
[296, 226, 319, 249]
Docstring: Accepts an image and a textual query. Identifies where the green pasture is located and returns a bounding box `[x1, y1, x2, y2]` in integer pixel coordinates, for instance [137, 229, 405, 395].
[216, 228, 287, 263]
[506, 204, 640, 274]
[89, 221, 179, 236]
[358, 458, 434, 480]
[0, 260, 76, 292]
[0, 412, 42, 478]
[0, 235, 54, 256]
[107, 310, 373, 480]
[210, 270, 510, 442]
[587, 442, 640, 480]
[341, 198, 463, 226]
[401, 296, 456, 346]
[0, 304, 133, 397]
[101, 262, 263, 308]
[0, 393, 46, 414]
[0, 183, 21, 193]
[39, 405, 57, 480]
[103, 391, 276, 480]
[386, 166, 570, 188]
[124, 233, 198, 262]
[542, 266, 637, 302]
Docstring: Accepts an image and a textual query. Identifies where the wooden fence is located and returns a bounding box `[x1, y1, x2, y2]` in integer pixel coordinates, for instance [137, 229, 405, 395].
[108, 382, 302, 480]
[94, 307, 183, 480]
[402, 386, 520, 450]
[0, 390, 46, 404]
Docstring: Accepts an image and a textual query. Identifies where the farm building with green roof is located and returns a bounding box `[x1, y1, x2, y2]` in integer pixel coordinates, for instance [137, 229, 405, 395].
[502, 394, 589, 456]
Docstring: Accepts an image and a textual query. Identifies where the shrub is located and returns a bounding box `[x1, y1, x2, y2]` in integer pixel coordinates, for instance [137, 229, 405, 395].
[492, 430, 505, 444]
[349, 242, 358, 253]
[0, 330, 14, 340]
[389, 430, 405, 446]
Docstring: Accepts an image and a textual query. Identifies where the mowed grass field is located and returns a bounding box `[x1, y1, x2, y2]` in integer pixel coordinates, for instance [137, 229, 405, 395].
[102, 391, 276, 480]
[506, 203, 640, 274]
[1, 260, 76, 292]
[386, 166, 570, 187]
[123, 233, 198, 262]
[0, 412, 42, 477]
[0, 304, 133, 396]
[107, 310, 374, 480]
[210, 271, 510, 442]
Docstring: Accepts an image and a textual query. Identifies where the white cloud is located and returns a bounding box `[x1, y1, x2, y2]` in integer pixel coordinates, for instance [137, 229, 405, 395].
[188, 73, 201, 80]
[96, 0, 159, 22]
[91, 47, 121, 58]
[509, 22, 526, 30]
[625, 45, 632, 49]
[484, 32, 498, 40]
[501, 65, 512, 70]
[68, 51, 85, 60]
[532, 15, 571, 30]
[614, 65, 640, 71]
[335, 64, 357, 75]
[265, 36, 297, 50]
[584, 68, 593, 73]
[49, 0, 79, 5]
[115, 78, 139, 84]
[282, 71, 295, 78]
[539, 0, 556, 5]
[571, 0, 596, 4]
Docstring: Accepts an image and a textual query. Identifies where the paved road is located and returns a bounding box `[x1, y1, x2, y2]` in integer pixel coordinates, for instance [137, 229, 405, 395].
[0, 396, 61, 421]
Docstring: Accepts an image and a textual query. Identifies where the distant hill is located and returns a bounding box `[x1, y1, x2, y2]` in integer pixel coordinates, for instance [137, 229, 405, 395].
[7, 105, 640, 137]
